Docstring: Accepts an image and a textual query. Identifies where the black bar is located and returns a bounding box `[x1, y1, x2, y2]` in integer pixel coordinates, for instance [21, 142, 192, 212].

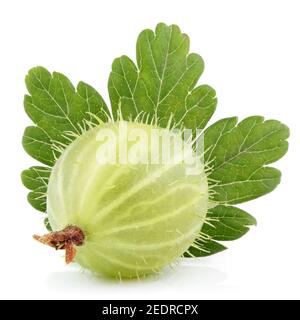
[0, 300, 293, 318]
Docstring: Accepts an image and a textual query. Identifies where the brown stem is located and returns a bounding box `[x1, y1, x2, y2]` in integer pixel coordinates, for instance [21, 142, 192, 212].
[33, 225, 85, 264]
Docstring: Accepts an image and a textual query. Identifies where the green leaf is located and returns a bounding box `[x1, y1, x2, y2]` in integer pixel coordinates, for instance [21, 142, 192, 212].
[21, 166, 51, 212]
[44, 217, 52, 232]
[202, 205, 257, 241]
[184, 205, 256, 257]
[23, 66, 110, 165]
[21, 166, 50, 190]
[205, 116, 289, 204]
[184, 239, 227, 258]
[77, 81, 110, 123]
[108, 23, 217, 129]
[22, 126, 55, 166]
[22, 67, 110, 212]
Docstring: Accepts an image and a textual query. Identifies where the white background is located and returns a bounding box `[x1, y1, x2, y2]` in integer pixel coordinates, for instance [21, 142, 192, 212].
[0, 0, 299, 300]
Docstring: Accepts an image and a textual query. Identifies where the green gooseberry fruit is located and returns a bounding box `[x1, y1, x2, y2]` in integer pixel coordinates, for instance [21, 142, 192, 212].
[42, 121, 209, 279]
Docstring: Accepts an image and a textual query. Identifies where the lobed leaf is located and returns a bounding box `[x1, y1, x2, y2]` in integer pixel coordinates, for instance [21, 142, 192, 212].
[202, 205, 257, 241]
[205, 116, 289, 204]
[184, 205, 256, 257]
[184, 239, 226, 258]
[21, 166, 51, 212]
[108, 23, 217, 129]
[23, 66, 110, 166]
[22, 67, 110, 212]
[44, 217, 52, 231]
